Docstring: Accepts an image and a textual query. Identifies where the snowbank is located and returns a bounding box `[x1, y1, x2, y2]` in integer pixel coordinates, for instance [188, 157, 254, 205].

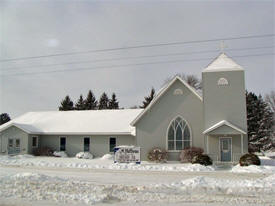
[0, 172, 274, 205]
[76, 152, 93, 159]
[0, 155, 214, 172]
[101, 154, 113, 160]
[231, 156, 275, 173]
[53, 151, 68, 157]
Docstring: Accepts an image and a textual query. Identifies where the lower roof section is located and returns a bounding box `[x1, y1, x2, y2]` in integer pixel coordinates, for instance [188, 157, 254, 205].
[0, 109, 143, 136]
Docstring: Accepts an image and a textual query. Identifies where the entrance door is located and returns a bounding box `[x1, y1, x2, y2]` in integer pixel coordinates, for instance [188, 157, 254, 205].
[8, 138, 20, 155]
[220, 138, 231, 162]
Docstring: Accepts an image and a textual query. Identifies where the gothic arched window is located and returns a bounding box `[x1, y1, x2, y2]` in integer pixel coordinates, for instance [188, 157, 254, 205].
[167, 117, 191, 151]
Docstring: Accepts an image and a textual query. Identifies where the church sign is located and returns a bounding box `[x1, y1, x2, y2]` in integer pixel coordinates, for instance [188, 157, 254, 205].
[114, 146, 141, 164]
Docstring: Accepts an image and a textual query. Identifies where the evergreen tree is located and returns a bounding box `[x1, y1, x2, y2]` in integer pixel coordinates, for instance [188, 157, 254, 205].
[59, 95, 74, 111]
[98, 92, 109, 110]
[75, 94, 86, 110]
[140, 88, 155, 109]
[108, 93, 119, 109]
[84, 90, 97, 110]
[246, 91, 274, 152]
[0, 113, 11, 125]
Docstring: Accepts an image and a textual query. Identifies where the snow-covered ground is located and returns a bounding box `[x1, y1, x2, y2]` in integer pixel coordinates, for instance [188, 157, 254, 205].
[0, 154, 275, 205]
[0, 154, 275, 173]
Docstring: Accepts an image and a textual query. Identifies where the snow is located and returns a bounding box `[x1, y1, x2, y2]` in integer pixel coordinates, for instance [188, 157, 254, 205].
[101, 153, 114, 160]
[75, 152, 93, 159]
[1, 154, 275, 205]
[0, 154, 275, 173]
[53, 151, 68, 157]
[0, 109, 143, 135]
[0, 171, 274, 205]
[231, 156, 275, 173]
[0, 155, 214, 172]
[203, 53, 244, 72]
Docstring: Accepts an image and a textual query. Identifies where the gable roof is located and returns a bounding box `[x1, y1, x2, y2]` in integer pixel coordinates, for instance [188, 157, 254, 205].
[203, 120, 246, 134]
[203, 53, 244, 72]
[131, 76, 202, 126]
[0, 109, 143, 136]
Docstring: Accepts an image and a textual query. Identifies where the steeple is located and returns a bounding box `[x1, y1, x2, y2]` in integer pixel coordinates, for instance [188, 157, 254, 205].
[203, 53, 243, 72]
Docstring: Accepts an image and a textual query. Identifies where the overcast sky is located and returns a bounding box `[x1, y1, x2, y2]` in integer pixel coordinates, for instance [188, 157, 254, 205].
[0, 0, 274, 118]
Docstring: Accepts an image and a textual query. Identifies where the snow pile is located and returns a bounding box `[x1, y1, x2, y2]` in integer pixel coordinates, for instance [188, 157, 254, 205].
[53, 151, 68, 157]
[0, 155, 214, 172]
[265, 151, 275, 158]
[101, 154, 113, 160]
[231, 157, 275, 173]
[76, 152, 93, 159]
[0, 172, 274, 205]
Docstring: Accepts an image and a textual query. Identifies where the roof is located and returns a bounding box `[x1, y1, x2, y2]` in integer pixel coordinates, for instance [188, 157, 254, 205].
[131, 76, 202, 126]
[203, 120, 246, 134]
[0, 109, 143, 136]
[203, 53, 244, 72]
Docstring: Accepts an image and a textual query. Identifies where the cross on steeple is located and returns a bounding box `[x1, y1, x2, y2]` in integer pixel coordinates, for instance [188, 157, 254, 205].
[219, 41, 227, 53]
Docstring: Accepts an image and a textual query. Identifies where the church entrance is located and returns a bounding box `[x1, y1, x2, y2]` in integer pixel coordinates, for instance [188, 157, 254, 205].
[220, 137, 232, 162]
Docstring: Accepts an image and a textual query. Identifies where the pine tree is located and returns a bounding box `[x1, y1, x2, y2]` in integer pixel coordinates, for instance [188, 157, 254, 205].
[140, 88, 155, 109]
[84, 90, 97, 110]
[98, 92, 109, 110]
[0, 113, 11, 125]
[246, 91, 274, 152]
[108, 93, 119, 109]
[75, 94, 86, 110]
[59, 95, 74, 111]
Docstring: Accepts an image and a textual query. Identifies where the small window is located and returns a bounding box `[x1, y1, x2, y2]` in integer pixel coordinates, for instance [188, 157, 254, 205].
[109, 137, 116, 152]
[84, 137, 90, 152]
[8, 139, 13, 147]
[32, 136, 38, 147]
[60, 137, 66, 151]
[217, 78, 229, 86]
[15, 139, 20, 148]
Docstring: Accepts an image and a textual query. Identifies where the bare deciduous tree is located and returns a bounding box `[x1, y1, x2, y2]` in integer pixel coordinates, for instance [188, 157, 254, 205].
[163, 73, 202, 91]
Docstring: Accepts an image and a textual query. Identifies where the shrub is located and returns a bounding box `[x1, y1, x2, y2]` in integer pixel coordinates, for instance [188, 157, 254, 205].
[191, 154, 212, 166]
[33, 147, 53, 156]
[53, 151, 68, 158]
[76, 152, 93, 159]
[179, 147, 204, 163]
[239, 153, 261, 166]
[147, 148, 168, 162]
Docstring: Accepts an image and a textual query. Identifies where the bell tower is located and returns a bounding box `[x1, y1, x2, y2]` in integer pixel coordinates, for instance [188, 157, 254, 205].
[202, 53, 247, 133]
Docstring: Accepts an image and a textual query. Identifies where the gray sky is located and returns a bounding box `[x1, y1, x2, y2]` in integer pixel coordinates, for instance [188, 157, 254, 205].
[0, 0, 274, 118]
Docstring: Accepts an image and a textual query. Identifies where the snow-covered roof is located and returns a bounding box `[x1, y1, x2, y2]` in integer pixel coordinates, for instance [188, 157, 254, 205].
[131, 76, 202, 126]
[203, 53, 244, 72]
[0, 109, 143, 136]
[203, 120, 246, 134]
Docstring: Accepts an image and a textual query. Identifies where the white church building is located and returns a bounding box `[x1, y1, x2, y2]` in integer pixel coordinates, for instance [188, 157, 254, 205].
[0, 53, 248, 162]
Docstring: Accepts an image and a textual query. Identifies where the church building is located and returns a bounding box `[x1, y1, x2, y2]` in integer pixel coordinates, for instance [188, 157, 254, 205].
[0, 53, 248, 162]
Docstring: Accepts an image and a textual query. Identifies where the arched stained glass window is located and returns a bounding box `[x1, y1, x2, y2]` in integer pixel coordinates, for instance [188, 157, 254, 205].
[167, 117, 191, 151]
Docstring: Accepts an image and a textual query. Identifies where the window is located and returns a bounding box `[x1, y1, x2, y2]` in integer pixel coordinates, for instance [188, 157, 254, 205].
[217, 77, 229, 86]
[32, 136, 38, 147]
[84, 137, 90, 152]
[60, 137, 66, 151]
[167, 117, 191, 151]
[15, 139, 20, 148]
[8, 139, 13, 147]
[109, 137, 116, 152]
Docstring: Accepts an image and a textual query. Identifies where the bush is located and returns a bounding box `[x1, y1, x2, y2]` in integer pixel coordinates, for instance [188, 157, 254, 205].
[191, 154, 212, 166]
[76, 152, 93, 159]
[33, 147, 53, 156]
[53, 151, 68, 157]
[179, 147, 204, 163]
[147, 148, 168, 162]
[239, 153, 261, 166]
